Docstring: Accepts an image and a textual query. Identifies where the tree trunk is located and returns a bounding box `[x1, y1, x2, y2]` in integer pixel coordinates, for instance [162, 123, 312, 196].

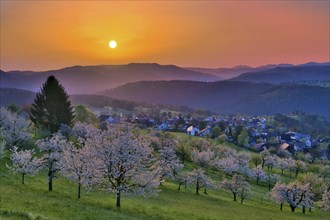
[178, 183, 182, 190]
[262, 160, 265, 169]
[116, 188, 121, 208]
[233, 192, 237, 201]
[204, 187, 207, 194]
[302, 206, 305, 214]
[240, 198, 244, 204]
[78, 182, 81, 199]
[22, 173, 25, 185]
[290, 205, 296, 212]
[309, 207, 312, 212]
[281, 169, 284, 175]
[280, 203, 283, 211]
[268, 183, 271, 191]
[48, 160, 53, 191]
[48, 176, 53, 191]
[196, 180, 199, 195]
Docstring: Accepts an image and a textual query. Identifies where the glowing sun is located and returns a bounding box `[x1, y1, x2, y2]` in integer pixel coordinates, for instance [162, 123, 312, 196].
[109, 40, 117, 49]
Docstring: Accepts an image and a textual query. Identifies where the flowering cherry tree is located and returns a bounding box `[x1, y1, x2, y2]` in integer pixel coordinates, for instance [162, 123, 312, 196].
[0, 107, 31, 148]
[72, 122, 100, 140]
[176, 172, 191, 190]
[36, 133, 68, 191]
[191, 149, 215, 168]
[265, 155, 278, 171]
[252, 165, 266, 185]
[260, 149, 270, 169]
[187, 168, 214, 195]
[270, 181, 314, 212]
[284, 157, 295, 178]
[59, 138, 101, 198]
[158, 145, 183, 181]
[265, 173, 280, 191]
[214, 156, 239, 175]
[270, 182, 287, 210]
[7, 146, 41, 184]
[293, 160, 307, 178]
[276, 158, 289, 175]
[319, 190, 330, 211]
[215, 148, 250, 176]
[238, 181, 251, 204]
[220, 174, 250, 203]
[95, 123, 161, 208]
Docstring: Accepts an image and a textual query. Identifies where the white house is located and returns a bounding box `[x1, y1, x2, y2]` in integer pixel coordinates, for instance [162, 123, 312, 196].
[187, 125, 200, 136]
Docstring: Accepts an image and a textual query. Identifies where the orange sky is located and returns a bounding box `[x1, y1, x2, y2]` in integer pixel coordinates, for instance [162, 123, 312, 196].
[1, 1, 329, 71]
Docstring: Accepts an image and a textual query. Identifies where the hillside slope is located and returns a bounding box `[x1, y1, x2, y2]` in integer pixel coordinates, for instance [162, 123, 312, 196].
[101, 81, 330, 119]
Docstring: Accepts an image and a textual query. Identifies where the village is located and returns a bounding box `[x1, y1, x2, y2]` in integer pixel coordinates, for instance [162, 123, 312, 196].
[98, 111, 329, 160]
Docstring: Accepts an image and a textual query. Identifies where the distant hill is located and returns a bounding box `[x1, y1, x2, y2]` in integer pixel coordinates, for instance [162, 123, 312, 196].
[101, 80, 330, 120]
[0, 63, 219, 94]
[229, 65, 330, 83]
[185, 64, 295, 79]
[186, 62, 329, 80]
[185, 66, 255, 79]
[0, 88, 36, 107]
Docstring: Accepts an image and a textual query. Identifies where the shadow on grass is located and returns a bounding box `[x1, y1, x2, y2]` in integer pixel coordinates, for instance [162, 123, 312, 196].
[0, 210, 46, 220]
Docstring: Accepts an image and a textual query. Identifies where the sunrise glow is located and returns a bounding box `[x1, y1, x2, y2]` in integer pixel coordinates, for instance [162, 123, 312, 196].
[0, 1, 329, 71]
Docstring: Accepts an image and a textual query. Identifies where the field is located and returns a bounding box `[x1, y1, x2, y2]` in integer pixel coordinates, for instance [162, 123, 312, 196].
[0, 155, 328, 220]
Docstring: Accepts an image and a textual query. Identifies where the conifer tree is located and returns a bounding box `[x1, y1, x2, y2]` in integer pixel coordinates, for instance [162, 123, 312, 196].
[30, 76, 74, 133]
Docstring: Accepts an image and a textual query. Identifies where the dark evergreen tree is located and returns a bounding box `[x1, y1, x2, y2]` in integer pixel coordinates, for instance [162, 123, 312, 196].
[30, 76, 74, 133]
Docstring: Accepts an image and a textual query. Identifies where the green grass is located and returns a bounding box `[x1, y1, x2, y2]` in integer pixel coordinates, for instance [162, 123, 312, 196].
[1, 158, 328, 220]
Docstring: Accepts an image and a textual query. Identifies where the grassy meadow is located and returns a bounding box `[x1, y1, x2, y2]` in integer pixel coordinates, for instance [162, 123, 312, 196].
[0, 153, 328, 220]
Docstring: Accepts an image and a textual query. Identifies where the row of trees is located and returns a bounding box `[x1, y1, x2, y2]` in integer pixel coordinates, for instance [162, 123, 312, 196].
[6, 123, 161, 207]
[3, 109, 330, 211]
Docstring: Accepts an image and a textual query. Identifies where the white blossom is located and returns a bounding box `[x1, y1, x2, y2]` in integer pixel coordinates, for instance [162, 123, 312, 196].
[220, 174, 250, 204]
[319, 190, 330, 211]
[264, 155, 278, 171]
[0, 107, 31, 148]
[270, 181, 314, 213]
[59, 139, 102, 198]
[251, 165, 266, 185]
[72, 122, 100, 140]
[270, 182, 287, 210]
[191, 149, 215, 168]
[95, 123, 161, 208]
[215, 149, 249, 176]
[214, 156, 239, 175]
[276, 158, 289, 175]
[158, 145, 183, 181]
[175, 172, 191, 190]
[265, 173, 280, 191]
[36, 133, 68, 191]
[187, 168, 214, 195]
[7, 146, 41, 184]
